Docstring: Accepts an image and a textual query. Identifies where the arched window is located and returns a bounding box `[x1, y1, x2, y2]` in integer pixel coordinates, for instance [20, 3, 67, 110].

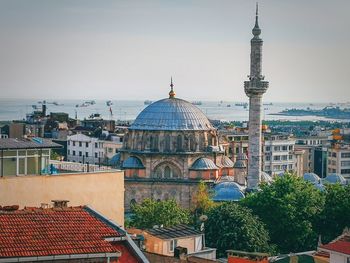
[164, 166, 171, 178]
[165, 135, 171, 152]
[189, 136, 196, 152]
[177, 134, 183, 152]
[153, 135, 159, 151]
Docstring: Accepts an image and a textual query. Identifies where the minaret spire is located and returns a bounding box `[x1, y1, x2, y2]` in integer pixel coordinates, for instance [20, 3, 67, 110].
[252, 2, 261, 38]
[244, 4, 269, 191]
[169, 77, 176, 98]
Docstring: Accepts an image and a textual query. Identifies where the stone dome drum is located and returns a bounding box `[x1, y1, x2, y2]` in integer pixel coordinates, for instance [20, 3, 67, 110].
[130, 98, 214, 131]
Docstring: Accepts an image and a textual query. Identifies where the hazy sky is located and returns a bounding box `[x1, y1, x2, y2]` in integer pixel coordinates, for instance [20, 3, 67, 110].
[0, 0, 349, 102]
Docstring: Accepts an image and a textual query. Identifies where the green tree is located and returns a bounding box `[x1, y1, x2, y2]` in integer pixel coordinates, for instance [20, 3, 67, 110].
[192, 181, 215, 216]
[130, 198, 190, 229]
[205, 202, 272, 257]
[317, 184, 350, 243]
[241, 173, 324, 253]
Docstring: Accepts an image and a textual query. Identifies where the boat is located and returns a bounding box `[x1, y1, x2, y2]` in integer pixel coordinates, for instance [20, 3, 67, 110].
[144, 100, 153, 105]
[235, 102, 248, 107]
[191, 101, 202, 105]
[227, 104, 231, 107]
[106, 100, 113, 106]
[263, 102, 273, 106]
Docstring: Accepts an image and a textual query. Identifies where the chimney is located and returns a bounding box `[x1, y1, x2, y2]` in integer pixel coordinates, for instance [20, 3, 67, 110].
[51, 200, 69, 208]
[174, 247, 187, 260]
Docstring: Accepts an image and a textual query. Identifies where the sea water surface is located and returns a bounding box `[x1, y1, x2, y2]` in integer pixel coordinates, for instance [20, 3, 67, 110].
[0, 99, 346, 122]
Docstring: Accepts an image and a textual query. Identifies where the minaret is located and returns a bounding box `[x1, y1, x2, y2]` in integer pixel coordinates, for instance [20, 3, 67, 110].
[244, 3, 269, 190]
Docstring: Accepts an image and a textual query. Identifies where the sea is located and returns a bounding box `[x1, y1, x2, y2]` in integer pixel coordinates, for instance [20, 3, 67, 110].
[0, 99, 347, 123]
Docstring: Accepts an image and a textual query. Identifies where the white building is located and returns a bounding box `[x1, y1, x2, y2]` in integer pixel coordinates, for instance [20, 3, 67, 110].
[263, 134, 298, 176]
[67, 134, 104, 165]
[327, 143, 350, 180]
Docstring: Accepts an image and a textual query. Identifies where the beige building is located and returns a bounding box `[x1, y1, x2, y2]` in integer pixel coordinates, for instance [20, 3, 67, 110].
[327, 143, 350, 180]
[0, 166, 125, 226]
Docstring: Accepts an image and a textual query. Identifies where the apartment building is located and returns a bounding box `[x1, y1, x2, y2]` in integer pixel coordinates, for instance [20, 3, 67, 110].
[67, 133, 104, 164]
[327, 143, 350, 180]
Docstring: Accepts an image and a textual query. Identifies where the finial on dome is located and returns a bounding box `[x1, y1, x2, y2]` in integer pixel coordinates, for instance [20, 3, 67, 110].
[252, 2, 261, 37]
[169, 76, 176, 98]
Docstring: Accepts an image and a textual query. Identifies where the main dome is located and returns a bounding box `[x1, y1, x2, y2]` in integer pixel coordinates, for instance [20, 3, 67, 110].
[130, 98, 214, 131]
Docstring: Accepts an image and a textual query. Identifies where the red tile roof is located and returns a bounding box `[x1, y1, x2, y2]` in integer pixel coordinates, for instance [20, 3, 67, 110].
[0, 206, 139, 262]
[320, 233, 350, 255]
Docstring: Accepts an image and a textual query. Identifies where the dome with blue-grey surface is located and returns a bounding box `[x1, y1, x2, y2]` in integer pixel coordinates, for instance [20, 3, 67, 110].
[323, 173, 347, 185]
[190, 157, 218, 170]
[212, 181, 245, 202]
[122, 156, 145, 169]
[130, 98, 214, 131]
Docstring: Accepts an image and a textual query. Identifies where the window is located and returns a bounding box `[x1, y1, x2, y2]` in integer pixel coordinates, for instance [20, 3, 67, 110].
[85, 152, 89, 157]
[86, 142, 89, 147]
[341, 161, 350, 167]
[265, 146, 271, 152]
[341, 152, 350, 158]
[95, 142, 98, 148]
[79, 142, 82, 147]
[265, 155, 271, 161]
[341, 169, 350, 174]
[72, 151, 76, 156]
[169, 239, 177, 252]
[288, 164, 293, 170]
[332, 152, 337, 157]
[289, 154, 293, 160]
[95, 152, 98, 158]
[282, 146, 288, 151]
[79, 151, 82, 157]
[68, 141, 70, 146]
[274, 146, 280, 151]
[265, 165, 271, 171]
[273, 155, 281, 161]
[73, 141, 76, 146]
[289, 145, 293, 151]
[281, 155, 287, 161]
[68, 150, 70, 155]
[164, 166, 171, 178]
[115, 149, 118, 153]
[282, 165, 288, 170]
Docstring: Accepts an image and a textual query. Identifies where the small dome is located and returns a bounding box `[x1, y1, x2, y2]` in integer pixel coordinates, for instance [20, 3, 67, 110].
[236, 153, 248, 161]
[261, 172, 273, 183]
[220, 156, 234, 168]
[109, 153, 121, 167]
[215, 181, 244, 191]
[233, 160, 246, 169]
[190, 157, 218, 170]
[303, 173, 321, 184]
[130, 98, 214, 131]
[323, 173, 347, 185]
[315, 183, 325, 191]
[122, 156, 145, 169]
[212, 182, 245, 202]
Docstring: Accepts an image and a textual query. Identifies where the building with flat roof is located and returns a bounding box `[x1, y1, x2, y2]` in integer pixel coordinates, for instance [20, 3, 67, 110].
[0, 138, 61, 177]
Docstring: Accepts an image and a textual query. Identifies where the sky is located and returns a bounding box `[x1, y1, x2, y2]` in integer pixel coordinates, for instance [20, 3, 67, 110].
[0, 0, 349, 103]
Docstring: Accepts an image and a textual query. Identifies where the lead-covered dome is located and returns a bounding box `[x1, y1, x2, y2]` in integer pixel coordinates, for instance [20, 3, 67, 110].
[130, 98, 214, 131]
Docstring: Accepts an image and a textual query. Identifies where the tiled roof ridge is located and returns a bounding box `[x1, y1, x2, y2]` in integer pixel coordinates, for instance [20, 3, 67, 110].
[0, 205, 85, 214]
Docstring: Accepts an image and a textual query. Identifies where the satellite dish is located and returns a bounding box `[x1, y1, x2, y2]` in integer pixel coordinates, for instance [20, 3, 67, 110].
[199, 215, 208, 222]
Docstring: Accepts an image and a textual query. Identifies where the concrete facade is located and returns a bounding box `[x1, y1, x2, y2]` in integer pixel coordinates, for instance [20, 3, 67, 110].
[0, 170, 125, 226]
[244, 5, 269, 189]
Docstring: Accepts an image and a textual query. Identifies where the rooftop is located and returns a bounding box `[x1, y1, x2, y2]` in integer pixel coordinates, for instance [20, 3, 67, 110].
[319, 231, 350, 255]
[0, 206, 143, 262]
[145, 224, 202, 240]
[0, 138, 62, 150]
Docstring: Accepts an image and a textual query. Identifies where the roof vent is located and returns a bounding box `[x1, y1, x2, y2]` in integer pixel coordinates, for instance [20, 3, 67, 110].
[51, 200, 69, 208]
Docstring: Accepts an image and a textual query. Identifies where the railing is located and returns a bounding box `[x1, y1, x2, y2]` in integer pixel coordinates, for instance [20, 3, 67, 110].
[49, 160, 112, 173]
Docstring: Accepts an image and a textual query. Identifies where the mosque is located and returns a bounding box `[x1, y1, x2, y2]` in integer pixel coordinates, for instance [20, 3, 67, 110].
[113, 5, 269, 210]
[116, 79, 236, 210]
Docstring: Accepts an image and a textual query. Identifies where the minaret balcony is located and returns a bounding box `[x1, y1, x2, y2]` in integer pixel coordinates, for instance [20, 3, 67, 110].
[244, 80, 269, 96]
